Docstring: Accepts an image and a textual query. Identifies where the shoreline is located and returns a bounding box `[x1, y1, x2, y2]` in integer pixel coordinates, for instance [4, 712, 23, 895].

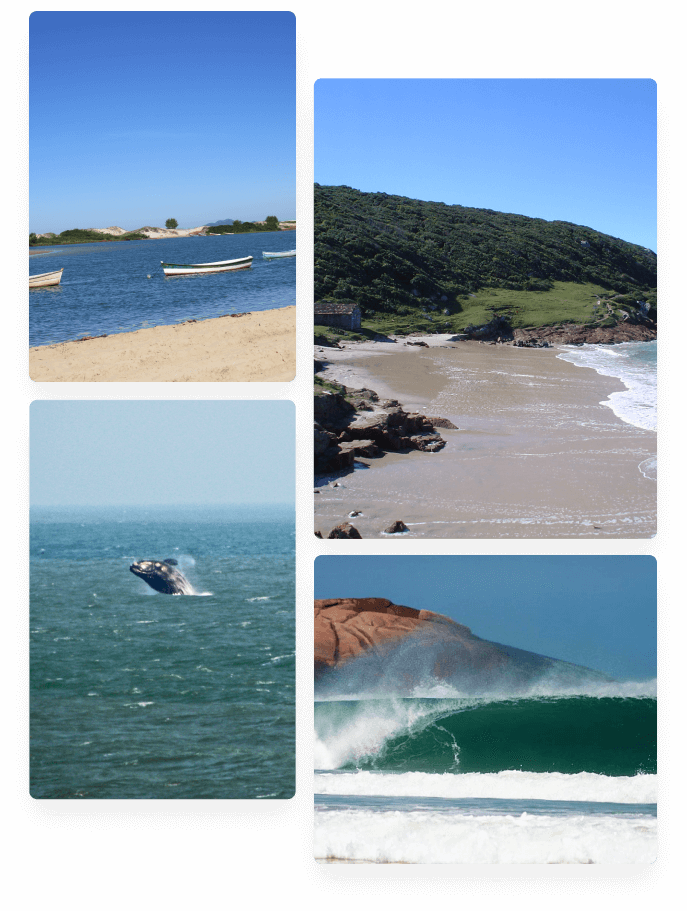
[30, 306, 295, 382]
[30, 224, 297, 250]
[314, 336, 656, 538]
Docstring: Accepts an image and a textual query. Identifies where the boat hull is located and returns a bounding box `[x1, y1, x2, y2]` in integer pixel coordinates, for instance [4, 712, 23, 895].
[262, 250, 296, 258]
[29, 268, 63, 288]
[161, 256, 252, 276]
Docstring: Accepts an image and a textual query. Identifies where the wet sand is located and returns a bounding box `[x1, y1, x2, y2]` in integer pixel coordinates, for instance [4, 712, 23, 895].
[30, 306, 295, 382]
[314, 339, 656, 538]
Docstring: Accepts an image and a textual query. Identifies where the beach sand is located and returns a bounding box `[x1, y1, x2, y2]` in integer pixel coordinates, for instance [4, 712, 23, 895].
[30, 306, 295, 382]
[314, 337, 656, 538]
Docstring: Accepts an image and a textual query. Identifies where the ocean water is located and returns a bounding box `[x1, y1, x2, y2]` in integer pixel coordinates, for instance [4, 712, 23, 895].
[30, 505, 295, 799]
[29, 231, 296, 346]
[314, 688, 657, 863]
[556, 340, 657, 434]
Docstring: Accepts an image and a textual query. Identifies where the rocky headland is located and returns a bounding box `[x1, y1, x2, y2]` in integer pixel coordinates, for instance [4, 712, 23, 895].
[314, 597, 609, 695]
[460, 312, 656, 346]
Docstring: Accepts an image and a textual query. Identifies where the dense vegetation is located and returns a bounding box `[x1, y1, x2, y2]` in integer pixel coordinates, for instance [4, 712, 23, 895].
[30, 228, 149, 246]
[315, 185, 656, 333]
[165, 218, 178, 229]
[209, 216, 281, 234]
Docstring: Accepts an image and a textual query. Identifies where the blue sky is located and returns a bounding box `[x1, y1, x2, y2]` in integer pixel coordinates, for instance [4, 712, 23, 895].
[30, 12, 295, 233]
[315, 556, 656, 680]
[316, 79, 656, 252]
[30, 401, 294, 507]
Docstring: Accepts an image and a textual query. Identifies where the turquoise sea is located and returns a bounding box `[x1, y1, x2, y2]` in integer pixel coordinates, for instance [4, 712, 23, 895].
[29, 231, 296, 346]
[30, 505, 295, 799]
[315, 688, 656, 863]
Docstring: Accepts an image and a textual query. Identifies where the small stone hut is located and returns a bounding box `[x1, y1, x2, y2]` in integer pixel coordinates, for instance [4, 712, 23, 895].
[314, 300, 362, 331]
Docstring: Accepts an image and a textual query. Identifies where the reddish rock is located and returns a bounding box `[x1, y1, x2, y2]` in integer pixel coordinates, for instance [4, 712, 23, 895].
[314, 597, 497, 680]
[314, 598, 609, 694]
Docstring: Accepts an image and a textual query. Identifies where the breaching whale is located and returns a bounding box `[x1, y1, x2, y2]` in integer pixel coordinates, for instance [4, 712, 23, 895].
[129, 559, 194, 595]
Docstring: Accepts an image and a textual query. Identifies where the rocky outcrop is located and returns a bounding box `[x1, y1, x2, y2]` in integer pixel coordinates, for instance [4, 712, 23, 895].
[314, 383, 451, 476]
[315, 598, 454, 677]
[512, 322, 656, 345]
[462, 310, 655, 346]
[383, 521, 409, 534]
[314, 598, 610, 695]
[327, 523, 362, 539]
[426, 416, 458, 430]
[513, 338, 551, 348]
[464, 314, 513, 342]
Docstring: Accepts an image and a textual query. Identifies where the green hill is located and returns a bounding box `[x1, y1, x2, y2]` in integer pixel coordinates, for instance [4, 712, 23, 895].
[314, 185, 656, 335]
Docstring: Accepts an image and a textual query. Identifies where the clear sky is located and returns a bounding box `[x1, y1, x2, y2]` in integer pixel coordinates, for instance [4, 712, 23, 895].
[30, 12, 295, 233]
[315, 79, 657, 252]
[315, 555, 656, 681]
[30, 400, 294, 507]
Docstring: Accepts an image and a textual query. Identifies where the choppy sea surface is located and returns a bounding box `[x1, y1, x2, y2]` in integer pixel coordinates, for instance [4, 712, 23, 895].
[315, 687, 656, 863]
[29, 231, 296, 346]
[30, 505, 295, 799]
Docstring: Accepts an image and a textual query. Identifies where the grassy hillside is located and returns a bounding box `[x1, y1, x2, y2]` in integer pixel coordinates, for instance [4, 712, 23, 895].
[315, 185, 656, 334]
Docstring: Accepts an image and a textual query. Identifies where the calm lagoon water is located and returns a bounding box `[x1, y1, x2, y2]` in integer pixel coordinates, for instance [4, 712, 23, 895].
[29, 231, 296, 346]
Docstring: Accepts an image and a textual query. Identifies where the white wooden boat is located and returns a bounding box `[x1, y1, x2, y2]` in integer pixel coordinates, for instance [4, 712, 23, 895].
[29, 268, 63, 287]
[262, 250, 296, 259]
[160, 256, 253, 276]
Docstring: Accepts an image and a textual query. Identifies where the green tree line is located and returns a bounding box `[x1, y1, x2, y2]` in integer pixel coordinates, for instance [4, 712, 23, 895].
[209, 216, 281, 234]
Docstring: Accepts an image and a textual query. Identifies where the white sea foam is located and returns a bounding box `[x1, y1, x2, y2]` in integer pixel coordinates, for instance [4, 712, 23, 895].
[314, 769, 657, 804]
[314, 806, 656, 864]
[556, 341, 656, 432]
[639, 457, 657, 480]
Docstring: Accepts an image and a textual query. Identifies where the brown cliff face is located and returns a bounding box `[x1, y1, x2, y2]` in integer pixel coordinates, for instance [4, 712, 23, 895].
[314, 598, 508, 685]
[314, 598, 607, 696]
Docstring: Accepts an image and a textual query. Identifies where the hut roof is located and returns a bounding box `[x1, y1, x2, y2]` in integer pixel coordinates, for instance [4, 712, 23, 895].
[314, 300, 360, 315]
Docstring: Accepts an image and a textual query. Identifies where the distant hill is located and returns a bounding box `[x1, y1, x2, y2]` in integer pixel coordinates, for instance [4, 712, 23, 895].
[314, 185, 656, 331]
[205, 218, 235, 227]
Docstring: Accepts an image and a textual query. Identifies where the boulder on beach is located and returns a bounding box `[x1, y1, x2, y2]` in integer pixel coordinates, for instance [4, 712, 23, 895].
[327, 523, 362, 539]
[384, 520, 409, 534]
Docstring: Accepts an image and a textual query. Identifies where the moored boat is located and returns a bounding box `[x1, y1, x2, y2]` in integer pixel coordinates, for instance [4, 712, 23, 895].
[160, 256, 253, 276]
[29, 268, 63, 288]
[262, 250, 296, 258]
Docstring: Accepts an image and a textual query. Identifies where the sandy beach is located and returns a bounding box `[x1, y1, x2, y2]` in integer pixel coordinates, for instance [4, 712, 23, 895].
[30, 306, 295, 382]
[314, 336, 656, 538]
